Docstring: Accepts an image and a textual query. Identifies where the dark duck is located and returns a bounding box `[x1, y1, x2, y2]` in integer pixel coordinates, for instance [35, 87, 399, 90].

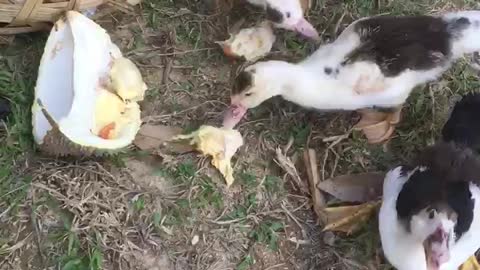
[379, 92, 480, 270]
[223, 11, 480, 143]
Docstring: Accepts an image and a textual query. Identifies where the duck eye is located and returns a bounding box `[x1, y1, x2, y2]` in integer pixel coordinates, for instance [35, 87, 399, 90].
[245, 92, 253, 97]
[286, 12, 291, 18]
[429, 209, 435, 219]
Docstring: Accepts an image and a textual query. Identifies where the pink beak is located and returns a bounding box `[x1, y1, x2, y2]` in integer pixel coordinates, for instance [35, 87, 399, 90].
[425, 228, 450, 270]
[223, 104, 247, 129]
[293, 18, 320, 40]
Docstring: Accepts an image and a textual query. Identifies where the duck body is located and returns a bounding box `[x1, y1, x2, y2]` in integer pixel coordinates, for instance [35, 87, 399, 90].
[280, 12, 479, 110]
[379, 92, 480, 270]
[223, 11, 480, 135]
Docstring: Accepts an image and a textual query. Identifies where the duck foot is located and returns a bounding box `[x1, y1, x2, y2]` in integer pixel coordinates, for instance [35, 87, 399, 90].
[353, 106, 402, 144]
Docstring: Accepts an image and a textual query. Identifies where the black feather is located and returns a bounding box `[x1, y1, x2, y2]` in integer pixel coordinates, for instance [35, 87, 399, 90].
[232, 71, 253, 95]
[0, 98, 10, 121]
[442, 92, 480, 152]
[343, 15, 471, 77]
[265, 4, 283, 24]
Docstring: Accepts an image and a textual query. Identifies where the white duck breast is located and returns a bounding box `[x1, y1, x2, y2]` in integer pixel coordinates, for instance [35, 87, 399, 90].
[379, 93, 480, 270]
[223, 11, 480, 128]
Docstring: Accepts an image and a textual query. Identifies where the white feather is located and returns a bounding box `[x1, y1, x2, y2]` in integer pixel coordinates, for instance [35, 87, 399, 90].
[379, 167, 429, 270]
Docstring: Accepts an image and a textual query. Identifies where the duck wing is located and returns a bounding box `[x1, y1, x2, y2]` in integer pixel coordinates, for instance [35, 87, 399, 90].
[342, 15, 468, 77]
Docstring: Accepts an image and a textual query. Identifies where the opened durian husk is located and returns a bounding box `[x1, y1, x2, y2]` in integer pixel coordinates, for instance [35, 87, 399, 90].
[31, 11, 145, 157]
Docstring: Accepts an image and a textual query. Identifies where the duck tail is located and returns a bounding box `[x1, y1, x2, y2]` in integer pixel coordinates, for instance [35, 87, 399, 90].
[442, 11, 480, 58]
[441, 92, 480, 151]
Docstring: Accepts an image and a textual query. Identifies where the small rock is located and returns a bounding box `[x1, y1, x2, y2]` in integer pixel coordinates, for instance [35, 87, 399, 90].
[191, 235, 199, 246]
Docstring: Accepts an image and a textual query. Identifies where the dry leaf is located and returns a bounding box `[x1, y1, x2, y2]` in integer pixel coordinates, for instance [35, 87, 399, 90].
[303, 148, 326, 222]
[459, 256, 480, 270]
[319, 172, 385, 203]
[172, 125, 243, 187]
[133, 124, 194, 154]
[323, 201, 380, 235]
[134, 124, 182, 150]
[300, 0, 312, 13]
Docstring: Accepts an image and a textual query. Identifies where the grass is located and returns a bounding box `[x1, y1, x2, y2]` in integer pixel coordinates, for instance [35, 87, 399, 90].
[1, 0, 480, 269]
[0, 36, 43, 218]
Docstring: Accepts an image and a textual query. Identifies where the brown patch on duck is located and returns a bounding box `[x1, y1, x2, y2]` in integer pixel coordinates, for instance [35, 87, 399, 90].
[353, 74, 386, 95]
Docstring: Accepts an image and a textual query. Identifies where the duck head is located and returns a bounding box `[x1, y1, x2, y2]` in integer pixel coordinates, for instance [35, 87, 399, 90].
[409, 205, 457, 270]
[223, 61, 287, 128]
[264, 0, 319, 40]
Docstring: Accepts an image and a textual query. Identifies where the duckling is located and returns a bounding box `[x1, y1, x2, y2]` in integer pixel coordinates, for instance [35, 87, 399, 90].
[223, 11, 480, 143]
[245, 0, 319, 40]
[379, 92, 480, 270]
[216, 21, 276, 62]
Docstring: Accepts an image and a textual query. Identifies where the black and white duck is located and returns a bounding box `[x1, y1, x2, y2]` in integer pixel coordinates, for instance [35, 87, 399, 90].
[223, 11, 480, 143]
[379, 92, 480, 270]
[245, 0, 319, 39]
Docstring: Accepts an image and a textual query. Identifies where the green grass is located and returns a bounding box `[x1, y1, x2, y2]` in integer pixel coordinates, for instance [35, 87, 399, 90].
[0, 37, 41, 214]
[249, 219, 285, 251]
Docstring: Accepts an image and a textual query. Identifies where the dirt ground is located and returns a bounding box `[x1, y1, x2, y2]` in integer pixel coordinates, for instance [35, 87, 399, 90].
[1, 0, 480, 269]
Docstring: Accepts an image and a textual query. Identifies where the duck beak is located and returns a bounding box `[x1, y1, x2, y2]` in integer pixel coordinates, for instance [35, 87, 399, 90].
[223, 102, 247, 129]
[223, 103, 247, 129]
[293, 18, 319, 40]
[424, 227, 450, 270]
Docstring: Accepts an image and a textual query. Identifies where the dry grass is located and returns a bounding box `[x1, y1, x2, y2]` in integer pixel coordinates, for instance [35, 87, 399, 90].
[1, 0, 480, 269]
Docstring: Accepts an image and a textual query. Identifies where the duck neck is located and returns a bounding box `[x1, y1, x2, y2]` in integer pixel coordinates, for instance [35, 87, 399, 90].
[261, 61, 379, 111]
[272, 63, 304, 95]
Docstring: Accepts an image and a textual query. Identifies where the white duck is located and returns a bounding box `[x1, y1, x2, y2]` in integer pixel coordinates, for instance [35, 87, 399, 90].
[222, 11, 480, 143]
[245, 0, 319, 39]
[379, 92, 480, 270]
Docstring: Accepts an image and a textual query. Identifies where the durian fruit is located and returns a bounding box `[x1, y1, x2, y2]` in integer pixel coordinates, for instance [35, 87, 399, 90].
[93, 89, 141, 140]
[32, 11, 145, 157]
[108, 57, 148, 102]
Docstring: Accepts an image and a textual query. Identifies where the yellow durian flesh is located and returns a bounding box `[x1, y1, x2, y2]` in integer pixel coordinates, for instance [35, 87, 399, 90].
[173, 126, 244, 186]
[109, 57, 147, 101]
[93, 89, 126, 139]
